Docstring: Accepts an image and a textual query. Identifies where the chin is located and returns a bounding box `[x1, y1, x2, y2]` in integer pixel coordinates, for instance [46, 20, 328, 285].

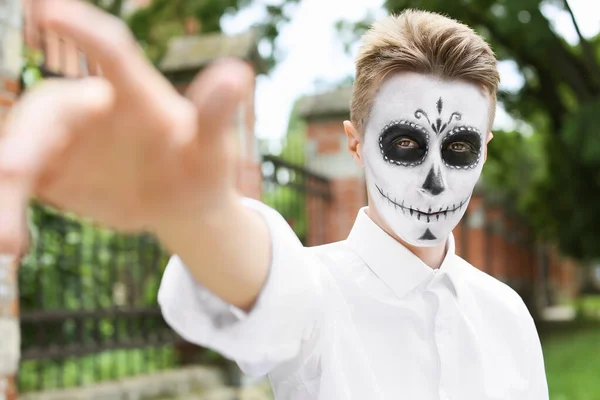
[391, 217, 452, 248]
[374, 197, 466, 248]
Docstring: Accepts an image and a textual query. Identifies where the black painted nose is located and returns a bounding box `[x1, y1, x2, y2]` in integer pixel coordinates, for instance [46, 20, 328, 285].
[422, 166, 445, 196]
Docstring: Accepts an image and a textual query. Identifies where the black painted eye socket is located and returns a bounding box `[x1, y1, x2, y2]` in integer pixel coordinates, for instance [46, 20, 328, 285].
[441, 128, 482, 168]
[379, 123, 429, 166]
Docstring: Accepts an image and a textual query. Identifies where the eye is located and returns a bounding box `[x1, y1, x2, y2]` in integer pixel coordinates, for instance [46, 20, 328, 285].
[441, 128, 482, 168]
[447, 141, 473, 152]
[395, 138, 420, 149]
[379, 122, 428, 166]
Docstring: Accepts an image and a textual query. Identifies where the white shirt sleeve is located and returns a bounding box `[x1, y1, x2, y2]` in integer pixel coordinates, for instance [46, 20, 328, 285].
[157, 197, 325, 377]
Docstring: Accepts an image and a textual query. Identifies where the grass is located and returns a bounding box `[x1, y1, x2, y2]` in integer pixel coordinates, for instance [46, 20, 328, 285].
[572, 295, 600, 320]
[543, 324, 600, 400]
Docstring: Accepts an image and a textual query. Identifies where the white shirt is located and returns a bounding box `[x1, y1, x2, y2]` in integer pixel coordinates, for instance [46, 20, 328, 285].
[158, 198, 549, 400]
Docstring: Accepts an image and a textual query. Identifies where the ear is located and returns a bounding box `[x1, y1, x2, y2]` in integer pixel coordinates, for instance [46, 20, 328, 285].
[483, 131, 494, 163]
[344, 120, 364, 168]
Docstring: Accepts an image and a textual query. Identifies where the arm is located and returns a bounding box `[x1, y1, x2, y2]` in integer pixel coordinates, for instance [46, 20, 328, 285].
[0, 0, 322, 372]
[157, 198, 325, 372]
[156, 195, 271, 312]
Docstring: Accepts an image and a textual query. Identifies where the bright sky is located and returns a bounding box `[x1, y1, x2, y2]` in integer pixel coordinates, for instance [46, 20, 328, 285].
[222, 0, 600, 144]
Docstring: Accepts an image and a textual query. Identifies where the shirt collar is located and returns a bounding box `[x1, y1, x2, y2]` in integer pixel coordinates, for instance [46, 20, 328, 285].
[346, 207, 460, 299]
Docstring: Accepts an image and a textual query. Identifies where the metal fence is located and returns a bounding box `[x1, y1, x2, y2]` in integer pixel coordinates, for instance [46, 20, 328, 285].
[262, 155, 331, 246]
[17, 202, 188, 392]
[17, 162, 330, 393]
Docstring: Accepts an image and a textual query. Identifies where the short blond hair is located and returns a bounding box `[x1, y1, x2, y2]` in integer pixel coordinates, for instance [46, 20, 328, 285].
[351, 10, 500, 134]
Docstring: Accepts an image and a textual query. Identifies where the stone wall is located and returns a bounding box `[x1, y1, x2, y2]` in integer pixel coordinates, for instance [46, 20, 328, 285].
[0, 1, 22, 399]
[19, 366, 272, 400]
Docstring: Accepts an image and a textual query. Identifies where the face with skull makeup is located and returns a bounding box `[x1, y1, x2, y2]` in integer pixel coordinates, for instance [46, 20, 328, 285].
[361, 72, 491, 247]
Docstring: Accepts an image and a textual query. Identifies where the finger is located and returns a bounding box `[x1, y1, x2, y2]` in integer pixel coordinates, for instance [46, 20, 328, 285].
[185, 58, 255, 147]
[0, 78, 113, 256]
[34, 0, 165, 92]
[24, 0, 41, 50]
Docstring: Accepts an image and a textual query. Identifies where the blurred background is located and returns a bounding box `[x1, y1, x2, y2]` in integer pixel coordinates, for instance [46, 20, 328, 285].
[0, 0, 598, 399]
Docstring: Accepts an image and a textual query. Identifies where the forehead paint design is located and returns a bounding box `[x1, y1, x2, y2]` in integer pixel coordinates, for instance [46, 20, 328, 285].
[415, 97, 462, 135]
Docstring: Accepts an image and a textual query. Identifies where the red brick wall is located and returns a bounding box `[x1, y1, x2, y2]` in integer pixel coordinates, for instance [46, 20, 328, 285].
[465, 195, 486, 273]
[307, 120, 343, 154]
[304, 119, 367, 244]
[326, 178, 366, 243]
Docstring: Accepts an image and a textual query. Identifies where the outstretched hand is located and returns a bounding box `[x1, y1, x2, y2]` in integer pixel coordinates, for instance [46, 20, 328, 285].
[0, 0, 254, 257]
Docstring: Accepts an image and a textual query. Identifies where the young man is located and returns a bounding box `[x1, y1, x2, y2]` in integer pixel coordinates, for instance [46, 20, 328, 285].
[158, 10, 549, 400]
[0, 2, 547, 399]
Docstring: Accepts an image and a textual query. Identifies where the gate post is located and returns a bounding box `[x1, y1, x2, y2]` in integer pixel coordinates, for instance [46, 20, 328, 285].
[298, 88, 366, 245]
[0, 0, 23, 399]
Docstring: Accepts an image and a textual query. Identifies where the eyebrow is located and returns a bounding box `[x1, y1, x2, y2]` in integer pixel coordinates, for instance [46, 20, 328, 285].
[442, 125, 483, 139]
[379, 119, 431, 137]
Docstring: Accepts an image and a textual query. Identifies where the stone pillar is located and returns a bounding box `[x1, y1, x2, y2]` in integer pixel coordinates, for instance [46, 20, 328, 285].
[503, 215, 519, 287]
[452, 221, 464, 257]
[0, 2, 22, 398]
[464, 194, 487, 272]
[485, 205, 506, 281]
[0, 256, 19, 400]
[305, 119, 365, 244]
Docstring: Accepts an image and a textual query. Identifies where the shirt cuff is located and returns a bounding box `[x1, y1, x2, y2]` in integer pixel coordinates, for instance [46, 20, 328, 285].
[158, 197, 323, 372]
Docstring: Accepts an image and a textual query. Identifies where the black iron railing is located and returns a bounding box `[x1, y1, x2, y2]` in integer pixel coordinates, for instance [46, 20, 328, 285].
[262, 154, 331, 245]
[18, 202, 185, 392]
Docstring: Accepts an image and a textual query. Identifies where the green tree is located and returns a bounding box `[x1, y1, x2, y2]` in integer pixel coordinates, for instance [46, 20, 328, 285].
[338, 0, 600, 259]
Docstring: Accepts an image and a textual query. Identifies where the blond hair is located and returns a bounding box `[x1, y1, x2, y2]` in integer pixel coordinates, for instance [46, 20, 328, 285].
[351, 10, 500, 133]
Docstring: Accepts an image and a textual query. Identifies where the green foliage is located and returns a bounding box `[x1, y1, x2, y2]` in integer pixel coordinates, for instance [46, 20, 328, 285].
[19, 202, 170, 314]
[18, 201, 175, 392]
[19, 347, 178, 392]
[572, 295, 600, 321]
[542, 326, 600, 399]
[483, 131, 539, 199]
[279, 104, 307, 164]
[338, 0, 600, 259]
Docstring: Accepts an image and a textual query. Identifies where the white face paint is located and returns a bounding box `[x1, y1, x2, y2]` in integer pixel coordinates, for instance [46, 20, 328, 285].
[362, 72, 490, 247]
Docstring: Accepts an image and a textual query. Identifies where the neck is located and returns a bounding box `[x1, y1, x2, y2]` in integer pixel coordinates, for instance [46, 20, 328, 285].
[365, 206, 447, 269]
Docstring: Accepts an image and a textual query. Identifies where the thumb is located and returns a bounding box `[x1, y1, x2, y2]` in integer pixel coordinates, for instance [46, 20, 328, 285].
[0, 77, 113, 256]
